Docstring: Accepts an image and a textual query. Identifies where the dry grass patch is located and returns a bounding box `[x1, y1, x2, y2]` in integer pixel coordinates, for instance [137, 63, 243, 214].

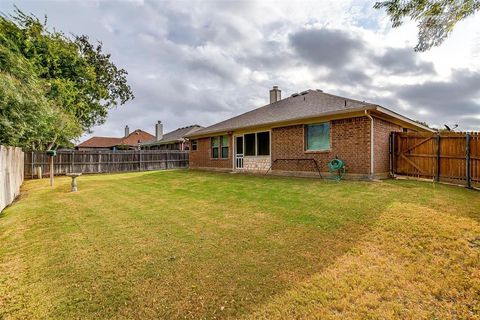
[247, 201, 480, 319]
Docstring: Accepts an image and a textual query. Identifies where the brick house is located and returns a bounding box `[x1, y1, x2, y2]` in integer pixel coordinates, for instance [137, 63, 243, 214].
[185, 87, 433, 179]
[140, 122, 203, 151]
[76, 126, 155, 151]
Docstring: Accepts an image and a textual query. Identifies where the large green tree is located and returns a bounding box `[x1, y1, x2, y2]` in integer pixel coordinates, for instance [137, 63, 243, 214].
[0, 8, 134, 150]
[374, 0, 480, 51]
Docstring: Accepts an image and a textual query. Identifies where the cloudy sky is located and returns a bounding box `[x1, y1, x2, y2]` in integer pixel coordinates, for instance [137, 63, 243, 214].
[2, 0, 480, 140]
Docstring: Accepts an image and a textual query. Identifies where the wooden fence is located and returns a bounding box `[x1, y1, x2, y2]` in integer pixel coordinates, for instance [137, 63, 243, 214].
[1, 146, 24, 212]
[24, 150, 189, 179]
[391, 132, 480, 188]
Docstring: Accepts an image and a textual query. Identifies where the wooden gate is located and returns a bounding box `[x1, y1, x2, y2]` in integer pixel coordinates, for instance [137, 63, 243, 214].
[391, 132, 480, 188]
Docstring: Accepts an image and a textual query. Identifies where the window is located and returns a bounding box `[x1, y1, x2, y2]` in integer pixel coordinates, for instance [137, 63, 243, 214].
[211, 137, 219, 158]
[221, 136, 229, 158]
[257, 132, 270, 155]
[305, 123, 330, 151]
[245, 133, 256, 156]
[191, 140, 197, 151]
[242, 132, 270, 156]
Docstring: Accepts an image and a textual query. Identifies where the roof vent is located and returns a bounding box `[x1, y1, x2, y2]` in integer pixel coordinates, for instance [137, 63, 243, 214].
[316, 89, 323, 92]
[291, 93, 299, 97]
[300, 90, 309, 95]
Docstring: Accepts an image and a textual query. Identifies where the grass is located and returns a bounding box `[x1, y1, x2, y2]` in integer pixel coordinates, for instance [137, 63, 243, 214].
[0, 170, 479, 319]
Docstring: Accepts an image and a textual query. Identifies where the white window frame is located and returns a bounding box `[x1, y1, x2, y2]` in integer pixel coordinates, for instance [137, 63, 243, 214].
[232, 130, 272, 168]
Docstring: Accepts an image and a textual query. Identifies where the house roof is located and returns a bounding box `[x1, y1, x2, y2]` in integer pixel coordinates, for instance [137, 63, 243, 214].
[187, 89, 432, 137]
[76, 137, 122, 148]
[120, 130, 155, 145]
[77, 129, 155, 148]
[141, 125, 203, 146]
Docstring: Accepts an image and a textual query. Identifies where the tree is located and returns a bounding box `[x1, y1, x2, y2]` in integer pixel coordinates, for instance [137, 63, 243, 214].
[0, 8, 134, 150]
[374, 0, 480, 51]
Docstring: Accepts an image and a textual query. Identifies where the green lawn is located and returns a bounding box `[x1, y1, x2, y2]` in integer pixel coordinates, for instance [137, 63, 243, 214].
[0, 170, 479, 319]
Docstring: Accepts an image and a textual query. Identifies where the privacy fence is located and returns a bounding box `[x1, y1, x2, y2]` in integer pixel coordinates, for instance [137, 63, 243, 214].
[391, 132, 480, 188]
[1, 146, 24, 212]
[24, 150, 189, 179]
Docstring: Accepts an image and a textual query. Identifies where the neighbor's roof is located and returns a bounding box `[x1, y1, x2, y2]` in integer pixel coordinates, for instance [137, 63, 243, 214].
[76, 137, 122, 148]
[77, 130, 155, 148]
[187, 89, 432, 137]
[141, 125, 204, 146]
[120, 130, 155, 145]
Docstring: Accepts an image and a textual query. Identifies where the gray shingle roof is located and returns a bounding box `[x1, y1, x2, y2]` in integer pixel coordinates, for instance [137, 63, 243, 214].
[141, 125, 203, 146]
[187, 90, 371, 137]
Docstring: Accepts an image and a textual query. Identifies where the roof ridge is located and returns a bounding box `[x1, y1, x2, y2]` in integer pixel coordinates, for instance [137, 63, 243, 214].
[125, 129, 154, 137]
[316, 90, 370, 105]
[85, 136, 121, 139]
[176, 124, 202, 130]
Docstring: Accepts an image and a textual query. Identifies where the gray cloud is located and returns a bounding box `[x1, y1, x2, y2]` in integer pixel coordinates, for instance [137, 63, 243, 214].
[290, 27, 435, 76]
[377, 47, 435, 75]
[393, 69, 480, 129]
[323, 69, 371, 86]
[289, 28, 364, 67]
[166, 11, 202, 46]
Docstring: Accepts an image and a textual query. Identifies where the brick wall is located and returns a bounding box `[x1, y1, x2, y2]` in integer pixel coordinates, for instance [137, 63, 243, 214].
[271, 117, 371, 175]
[373, 117, 402, 176]
[189, 136, 233, 169]
[189, 116, 403, 178]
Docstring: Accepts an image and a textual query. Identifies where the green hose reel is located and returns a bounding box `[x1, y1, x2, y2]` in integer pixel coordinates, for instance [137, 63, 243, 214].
[328, 158, 346, 181]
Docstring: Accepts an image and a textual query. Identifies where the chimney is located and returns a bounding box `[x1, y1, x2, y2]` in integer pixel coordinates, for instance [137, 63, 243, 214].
[124, 125, 130, 137]
[269, 86, 281, 104]
[155, 121, 163, 141]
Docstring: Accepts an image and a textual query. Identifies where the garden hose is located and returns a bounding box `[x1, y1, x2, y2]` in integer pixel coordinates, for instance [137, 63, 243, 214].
[328, 158, 346, 181]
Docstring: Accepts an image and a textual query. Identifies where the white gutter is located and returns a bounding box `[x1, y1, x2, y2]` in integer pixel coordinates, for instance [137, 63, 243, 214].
[365, 110, 374, 179]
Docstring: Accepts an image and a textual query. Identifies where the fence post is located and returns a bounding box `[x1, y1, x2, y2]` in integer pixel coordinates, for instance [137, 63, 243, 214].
[31, 151, 34, 179]
[466, 133, 471, 188]
[435, 134, 441, 182]
[139, 149, 142, 171]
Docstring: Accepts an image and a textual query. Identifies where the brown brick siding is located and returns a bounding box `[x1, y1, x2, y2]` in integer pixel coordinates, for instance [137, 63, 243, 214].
[373, 117, 402, 175]
[189, 135, 233, 169]
[189, 116, 403, 178]
[271, 117, 371, 175]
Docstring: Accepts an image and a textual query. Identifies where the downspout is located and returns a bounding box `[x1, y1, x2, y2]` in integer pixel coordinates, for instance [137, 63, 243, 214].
[365, 110, 374, 179]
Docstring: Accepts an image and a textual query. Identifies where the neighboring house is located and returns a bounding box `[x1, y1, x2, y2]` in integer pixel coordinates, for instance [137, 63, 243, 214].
[186, 86, 434, 179]
[76, 126, 155, 151]
[140, 122, 203, 151]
